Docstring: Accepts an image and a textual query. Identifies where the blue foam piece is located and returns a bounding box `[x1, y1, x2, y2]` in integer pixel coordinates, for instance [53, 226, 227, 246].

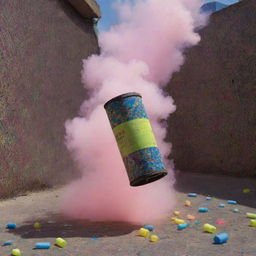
[177, 223, 189, 230]
[213, 233, 229, 244]
[143, 225, 154, 231]
[3, 240, 13, 246]
[188, 193, 198, 197]
[198, 207, 208, 212]
[228, 200, 237, 205]
[206, 196, 212, 200]
[35, 242, 51, 249]
[6, 223, 17, 229]
[219, 203, 225, 208]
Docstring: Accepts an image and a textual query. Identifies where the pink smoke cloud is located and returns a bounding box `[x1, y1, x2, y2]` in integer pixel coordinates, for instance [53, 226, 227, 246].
[61, 0, 207, 224]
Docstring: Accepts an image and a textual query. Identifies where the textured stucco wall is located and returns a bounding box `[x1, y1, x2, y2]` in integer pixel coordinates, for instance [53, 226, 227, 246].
[0, 0, 99, 197]
[167, 0, 256, 177]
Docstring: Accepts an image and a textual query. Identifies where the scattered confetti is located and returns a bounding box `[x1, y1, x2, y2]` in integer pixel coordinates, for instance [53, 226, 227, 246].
[187, 214, 195, 221]
[216, 219, 225, 225]
[185, 200, 192, 207]
[174, 211, 180, 216]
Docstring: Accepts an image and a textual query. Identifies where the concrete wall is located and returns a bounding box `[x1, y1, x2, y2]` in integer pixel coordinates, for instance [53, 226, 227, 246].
[167, 0, 256, 177]
[0, 0, 99, 197]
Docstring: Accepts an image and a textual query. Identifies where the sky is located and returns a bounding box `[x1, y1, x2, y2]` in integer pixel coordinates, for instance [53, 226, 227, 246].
[96, 0, 239, 32]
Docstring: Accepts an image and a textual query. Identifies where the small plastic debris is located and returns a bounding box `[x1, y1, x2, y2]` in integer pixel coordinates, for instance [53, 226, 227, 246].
[177, 223, 189, 230]
[174, 211, 180, 216]
[232, 209, 240, 213]
[194, 221, 201, 225]
[33, 222, 41, 229]
[198, 207, 208, 213]
[171, 217, 177, 221]
[174, 218, 186, 224]
[149, 235, 159, 242]
[203, 223, 216, 233]
[11, 248, 21, 256]
[3, 240, 13, 246]
[187, 214, 195, 221]
[218, 203, 225, 208]
[63, 224, 72, 227]
[47, 220, 56, 224]
[227, 200, 237, 205]
[246, 212, 256, 219]
[55, 237, 67, 248]
[216, 219, 225, 225]
[188, 193, 198, 197]
[249, 219, 256, 227]
[206, 196, 212, 200]
[138, 228, 150, 238]
[6, 223, 17, 229]
[143, 225, 154, 231]
[213, 232, 229, 244]
[240, 249, 245, 255]
[35, 242, 51, 249]
[185, 200, 192, 207]
[243, 188, 250, 193]
[91, 237, 98, 240]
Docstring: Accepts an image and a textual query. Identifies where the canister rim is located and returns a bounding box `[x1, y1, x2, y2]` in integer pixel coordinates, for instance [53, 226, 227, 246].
[104, 92, 142, 109]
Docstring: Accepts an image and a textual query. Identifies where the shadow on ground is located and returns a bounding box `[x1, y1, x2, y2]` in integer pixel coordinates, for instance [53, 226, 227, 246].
[8, 213, 140, 239]
[174, 171, 256, 208]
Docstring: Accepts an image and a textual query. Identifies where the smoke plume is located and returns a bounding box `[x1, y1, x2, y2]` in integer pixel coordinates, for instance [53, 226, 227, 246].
[61, 0, 207, 224]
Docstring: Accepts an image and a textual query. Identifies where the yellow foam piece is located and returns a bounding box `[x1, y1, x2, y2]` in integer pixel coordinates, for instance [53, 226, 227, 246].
[33, 222, 41, 229]
[150, 235, 159, 242]
[56, 237, 67, 248]
[246, 213, 256, 219]
[203, 223, 216, 233]
[243, 188, 251, 193]
[11, 249, 21, 256]
[175, 219, 186, 224]
[250, 220, 256, 227]
[138, 228, 150, 238]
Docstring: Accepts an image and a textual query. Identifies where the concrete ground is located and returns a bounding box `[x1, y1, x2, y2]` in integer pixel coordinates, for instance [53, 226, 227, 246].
[0, 172, 256, 256]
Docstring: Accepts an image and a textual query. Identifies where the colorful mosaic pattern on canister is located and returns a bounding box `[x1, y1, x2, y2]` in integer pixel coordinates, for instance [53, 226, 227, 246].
[104, 92, 167, 186]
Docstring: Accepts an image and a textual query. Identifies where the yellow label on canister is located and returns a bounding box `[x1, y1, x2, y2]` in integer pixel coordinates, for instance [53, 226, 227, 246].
[113, 118, 157, 157]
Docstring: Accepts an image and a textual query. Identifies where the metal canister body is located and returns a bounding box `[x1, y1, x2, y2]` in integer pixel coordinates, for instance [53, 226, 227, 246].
[104, 92, 168, 186]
